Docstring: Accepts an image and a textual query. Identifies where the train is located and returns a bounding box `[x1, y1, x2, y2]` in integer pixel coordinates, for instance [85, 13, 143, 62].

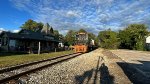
[73, 32, 96, 53]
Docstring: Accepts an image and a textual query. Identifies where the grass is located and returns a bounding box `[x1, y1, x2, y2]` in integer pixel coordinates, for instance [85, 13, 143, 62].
[0, 51, 74, 68]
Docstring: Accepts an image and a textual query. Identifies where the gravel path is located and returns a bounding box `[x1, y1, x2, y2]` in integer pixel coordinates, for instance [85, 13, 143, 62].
[20, 49, 103, 84]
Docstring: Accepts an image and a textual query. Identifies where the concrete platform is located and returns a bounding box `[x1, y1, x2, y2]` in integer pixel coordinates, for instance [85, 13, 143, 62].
[111, 49, 150, 84]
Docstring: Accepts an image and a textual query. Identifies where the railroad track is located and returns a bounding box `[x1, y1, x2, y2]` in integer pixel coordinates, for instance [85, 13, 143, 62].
[0, 53, 82, 83]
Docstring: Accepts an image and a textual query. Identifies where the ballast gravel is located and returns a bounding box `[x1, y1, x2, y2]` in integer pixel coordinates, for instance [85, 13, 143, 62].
[22, 49, 103, 84]
[0, 54, 79, 80]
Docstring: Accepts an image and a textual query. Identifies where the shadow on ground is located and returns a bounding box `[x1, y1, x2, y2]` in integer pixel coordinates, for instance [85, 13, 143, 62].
[0, 52, 27, 57]
[75, 56, 114, 84]
[117, 60, 150, 84]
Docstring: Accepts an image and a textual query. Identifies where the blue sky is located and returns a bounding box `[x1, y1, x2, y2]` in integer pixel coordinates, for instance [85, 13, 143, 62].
[0, 0, 150, 34]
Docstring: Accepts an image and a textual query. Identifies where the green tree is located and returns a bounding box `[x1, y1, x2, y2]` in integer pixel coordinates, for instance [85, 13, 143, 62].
[119, 24, 148, 50]
[88, 33, 96, 40]
[20, 19, 43, 31]
[78, 29, 87, 33]
[54, 30, 59, 36]
[65, 30, 76, 46]
[53, 30, 62, 40]
[59, 34, 65, 42]
[98, 29, 119, 49]
[37, 22, 44, 31]
[88, 33, 98, 46]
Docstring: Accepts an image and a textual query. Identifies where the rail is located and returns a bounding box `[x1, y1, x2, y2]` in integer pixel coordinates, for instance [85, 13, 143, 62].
[0, 53, 82, 83]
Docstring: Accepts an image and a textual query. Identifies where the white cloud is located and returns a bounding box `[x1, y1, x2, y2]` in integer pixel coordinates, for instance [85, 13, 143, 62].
[0, 28, 6, 34]
[66, 10, 81, 17]
[10, 0, 150, 35]
[59, 30, 69, 35]
[13, 29, 20, 33]
[0, 28, 5, 31]
[0, 28, 20, 33]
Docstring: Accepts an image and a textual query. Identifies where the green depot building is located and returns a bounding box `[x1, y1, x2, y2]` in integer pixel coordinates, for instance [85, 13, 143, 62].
[0, 24, 60, 53]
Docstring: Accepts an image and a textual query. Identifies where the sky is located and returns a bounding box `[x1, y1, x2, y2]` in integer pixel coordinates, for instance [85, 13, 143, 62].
[0, 0, 150, 35]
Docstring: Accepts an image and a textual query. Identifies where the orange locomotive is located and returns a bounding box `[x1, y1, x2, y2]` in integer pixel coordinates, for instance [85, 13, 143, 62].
[74, 32, 89, 53]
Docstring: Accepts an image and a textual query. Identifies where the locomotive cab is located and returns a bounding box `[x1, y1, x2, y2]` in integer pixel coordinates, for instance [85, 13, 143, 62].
[74, 32, 88, 53]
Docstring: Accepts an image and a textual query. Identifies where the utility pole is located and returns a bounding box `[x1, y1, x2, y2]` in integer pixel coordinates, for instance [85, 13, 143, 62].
[38, 41, 41, 55]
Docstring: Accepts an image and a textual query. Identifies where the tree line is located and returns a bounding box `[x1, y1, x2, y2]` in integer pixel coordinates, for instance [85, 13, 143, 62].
[98, 24, 149, 51]
[21, 19, 149, 51]
[20, 19, 62, 40]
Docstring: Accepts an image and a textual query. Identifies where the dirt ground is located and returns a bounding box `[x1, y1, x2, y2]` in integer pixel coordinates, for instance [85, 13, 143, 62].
[111, 49, 150, 84]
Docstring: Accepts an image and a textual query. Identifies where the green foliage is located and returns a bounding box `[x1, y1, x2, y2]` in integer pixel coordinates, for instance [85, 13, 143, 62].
[20, 19, 43, 31]
[37, 22, 44, 31]
[98, 29, 119, 49]
[119, 24, 148, 50]
[88, 33, 96, 40]
[53, 30, 64, 41]
[64, 29, 99, 46]
[65, 30, 76, 45]
[78, 29, 87, 33]
[59, 34, 65, 42]
[54, 30, 59, 37]
[97, 24, 148, 50]
[88, 33, 98, 46]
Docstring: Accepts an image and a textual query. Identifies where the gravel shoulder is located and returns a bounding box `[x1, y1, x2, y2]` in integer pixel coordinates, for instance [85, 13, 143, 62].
[17, 49, 132, 84]
[21, 49, 103, 84]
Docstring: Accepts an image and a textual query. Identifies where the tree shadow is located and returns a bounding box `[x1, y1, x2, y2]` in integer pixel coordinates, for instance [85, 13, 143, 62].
[75, 56, 114, 84]
[117, 60, 150, 84]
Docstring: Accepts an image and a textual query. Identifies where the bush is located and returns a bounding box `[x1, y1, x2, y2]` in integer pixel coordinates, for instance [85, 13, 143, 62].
[98, 29, 119, 49]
